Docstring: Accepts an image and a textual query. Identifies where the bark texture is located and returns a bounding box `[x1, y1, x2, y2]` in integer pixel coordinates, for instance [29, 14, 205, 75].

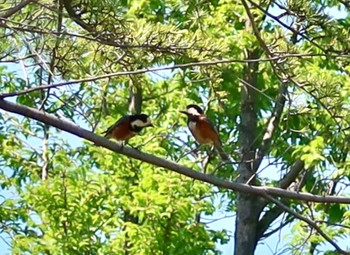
[234, 48, 262, 255]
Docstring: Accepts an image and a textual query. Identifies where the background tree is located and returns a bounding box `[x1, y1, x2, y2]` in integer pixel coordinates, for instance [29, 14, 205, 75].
[0, 0, 349, 254]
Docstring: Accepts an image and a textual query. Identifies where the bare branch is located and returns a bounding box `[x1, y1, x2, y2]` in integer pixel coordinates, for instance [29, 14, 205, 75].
[316, 220, 350, 230]
[255, 84, 288, 169]
[238, 78, 276, 102]
[1, 98, 350, 204]
[0, 0, 34, 19]
[246, 0, 328, 52]
[278, 160, 305, 189]
[61, 0, 96, 34]
[241, 0, 272, 57]
[257, 207, 292, 240]
[0, 56, 335, 99]
[256, 160, 304, 239]
[263, 193, 350, 255]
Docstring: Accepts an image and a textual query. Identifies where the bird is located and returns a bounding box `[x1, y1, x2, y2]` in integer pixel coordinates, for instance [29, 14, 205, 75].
[103, 114, 153, 142]
[180, 104, 229, 161]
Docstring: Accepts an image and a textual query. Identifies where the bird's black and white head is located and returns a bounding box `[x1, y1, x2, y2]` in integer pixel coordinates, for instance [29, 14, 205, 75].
[129, 114, 153, 132]
[180, 104, 204, 117]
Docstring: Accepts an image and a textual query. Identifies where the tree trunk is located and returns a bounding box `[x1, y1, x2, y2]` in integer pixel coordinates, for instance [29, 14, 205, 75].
[234, 48, 262, 255]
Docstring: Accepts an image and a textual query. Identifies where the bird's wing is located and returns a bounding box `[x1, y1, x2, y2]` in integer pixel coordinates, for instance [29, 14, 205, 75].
[103, 115, 130, 136]
[201, 116, 229, 161]
[201, 116, 222, 142]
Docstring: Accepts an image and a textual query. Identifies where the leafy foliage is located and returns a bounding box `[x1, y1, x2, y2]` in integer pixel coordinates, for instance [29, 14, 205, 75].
[0, 0, 349, 254]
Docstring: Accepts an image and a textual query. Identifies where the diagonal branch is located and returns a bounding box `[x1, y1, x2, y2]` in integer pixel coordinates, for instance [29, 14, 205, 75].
[263, 193, 350, 255]
[246, 0, 328, 53]
[61, 0, 96, 35]
[1, 98, 350, 204]
[260, 214, 293, 239]
[256, 204, 289, 240]
[0, 0, 34, 19]
[255, 84, 288, 170]
[278, 160, 305, 189]
[257, 160, 305, 238]
[241, 0, 272, 57]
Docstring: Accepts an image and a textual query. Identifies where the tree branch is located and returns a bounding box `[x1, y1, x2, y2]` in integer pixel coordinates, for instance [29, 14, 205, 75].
[3, 15, 349, 57]
[263, 193, 350, 254]
[256, 160, 305, 239]
[3, 49, 350, 99]
[1, 101, 350, 203]
[256, 206, 290, 240]
[241, 0, 272, 57]
[246, 0, 328, 52]
[0, 16, 208, 53]
[278, 160, 305, 189]
[1, 53, 349, 99]
[61, 0, 96, 35]
[0, 0, 34, 19]
[61, 0, 188, 55]
[255, 84, 288, 170]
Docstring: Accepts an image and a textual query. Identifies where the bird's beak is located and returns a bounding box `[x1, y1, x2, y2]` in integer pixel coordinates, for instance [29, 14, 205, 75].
[148, 123, 154, 127]
[180, 110, 188, 115]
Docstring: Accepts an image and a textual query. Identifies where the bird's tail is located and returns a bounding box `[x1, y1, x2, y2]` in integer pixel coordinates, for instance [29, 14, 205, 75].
[103, 124, 116, 138]
[214, 142, 230, 161]
[102, 130, 110, 138]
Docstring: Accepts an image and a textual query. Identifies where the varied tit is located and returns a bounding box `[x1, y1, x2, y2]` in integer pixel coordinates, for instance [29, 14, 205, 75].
[103, 114, 153, 141]
[180, 104, 229, 161]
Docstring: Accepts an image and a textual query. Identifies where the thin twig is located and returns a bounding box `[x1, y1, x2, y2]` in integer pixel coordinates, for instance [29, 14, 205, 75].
[315, 220, 350, 230]
[247, 0, 328, 53]
[201, 214, 235, 224]
[3, 51, 349, 99]
[241, 0, 272, 56]
[238, 78, 276, 102]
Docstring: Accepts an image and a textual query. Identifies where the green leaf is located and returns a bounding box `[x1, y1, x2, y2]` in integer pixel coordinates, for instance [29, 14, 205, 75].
[328, 204, 344, 223]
